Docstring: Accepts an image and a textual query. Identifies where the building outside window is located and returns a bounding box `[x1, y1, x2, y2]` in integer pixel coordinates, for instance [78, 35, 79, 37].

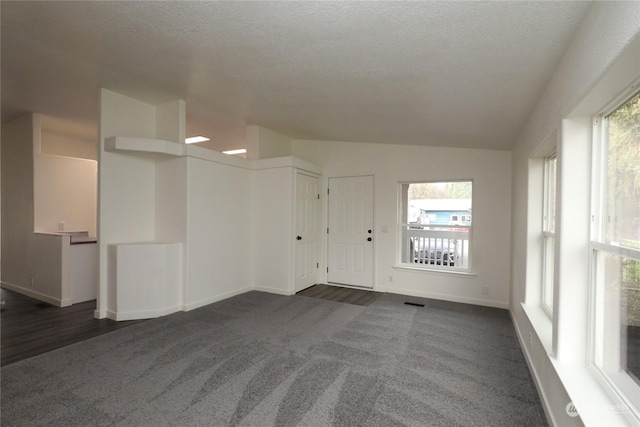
[399, 181, 472, 272]
[591, 91, 640, 418]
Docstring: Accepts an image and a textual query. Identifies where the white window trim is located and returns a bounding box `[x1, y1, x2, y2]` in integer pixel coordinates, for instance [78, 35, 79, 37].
[541, 232, 555, 318]
[587, 89, 640, 423]
[541, 154, 557, 318]
[589, 244, 640, 423]
[543, 154, 557, 234]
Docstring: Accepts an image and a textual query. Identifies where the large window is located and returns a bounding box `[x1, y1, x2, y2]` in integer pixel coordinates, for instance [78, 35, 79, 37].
[542, 155, 557, 317]
[399, 181, 472, 272]
[592, 91, 640, 417]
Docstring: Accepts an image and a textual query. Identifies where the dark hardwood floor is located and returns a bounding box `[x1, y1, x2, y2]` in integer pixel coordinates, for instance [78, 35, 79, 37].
[297, 284, 383, 306]
[0, 288, 143, 366]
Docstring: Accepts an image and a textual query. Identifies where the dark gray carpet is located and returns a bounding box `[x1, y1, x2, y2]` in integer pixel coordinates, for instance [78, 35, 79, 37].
[297, 284, 383, 306]
[1, 291, 547, 426]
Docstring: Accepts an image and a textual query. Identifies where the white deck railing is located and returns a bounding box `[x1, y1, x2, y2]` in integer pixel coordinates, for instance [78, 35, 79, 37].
[402, 224, 470, 270]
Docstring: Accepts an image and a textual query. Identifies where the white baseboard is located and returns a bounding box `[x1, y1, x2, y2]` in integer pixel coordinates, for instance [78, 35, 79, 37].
[183, 285, 253, 311]
[253, 285, 294, 296]
[0, 281, 71, 307]
[375, 285, 509, 309]
[102, 285, 281, 320]
[106, 305, 182, 321]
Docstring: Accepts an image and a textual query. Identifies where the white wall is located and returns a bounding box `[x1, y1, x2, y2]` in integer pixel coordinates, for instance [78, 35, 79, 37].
[98, 90, 163, 317]
[36, 131, 98, 238]
[33, 153, 97, 236]
[185, 156, 254, 309]
[70, 243, 98, 304]
[98, 90, 259, 318]
[99, 117, 324, 317]
[108, 242, 181, 320]
[253, 166, 294, 294]
[246, 125, 292, 160]
[28, 232, 70, 306]
[510, 2, 640, 425]
[41, 131, 97, 160]
[1, 114, 35, 290]
[1, 114, 72, 306]
[293, 139, 512, 308]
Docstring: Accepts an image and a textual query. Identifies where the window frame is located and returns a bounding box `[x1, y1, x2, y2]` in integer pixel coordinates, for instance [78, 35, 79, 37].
[541, 154, 557, 318]
[589, 90, 640, 422]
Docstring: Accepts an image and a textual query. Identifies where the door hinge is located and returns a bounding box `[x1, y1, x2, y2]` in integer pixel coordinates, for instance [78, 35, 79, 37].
[327, 188, 330, 195]
[317, 194, 320, 200]
[317, 262, 319, 268]
[327, 267, 329, 273]
[327, 227, 329, 234]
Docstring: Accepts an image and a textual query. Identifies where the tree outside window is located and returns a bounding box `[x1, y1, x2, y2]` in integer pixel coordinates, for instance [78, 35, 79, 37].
[593, 91, 640, 410]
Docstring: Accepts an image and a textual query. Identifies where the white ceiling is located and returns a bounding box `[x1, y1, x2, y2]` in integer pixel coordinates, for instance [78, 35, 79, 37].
[1, 1, 591, 152]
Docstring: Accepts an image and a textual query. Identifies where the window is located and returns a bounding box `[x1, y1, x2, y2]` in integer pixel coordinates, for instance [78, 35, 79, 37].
[399, 181, 472, 271]
[542, 154, 557, 317]
[451, 214, 472, 223]
[592, 91, 640, 416]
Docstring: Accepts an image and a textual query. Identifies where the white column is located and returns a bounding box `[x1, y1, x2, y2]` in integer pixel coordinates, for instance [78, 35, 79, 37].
[553, 117, 592, 363]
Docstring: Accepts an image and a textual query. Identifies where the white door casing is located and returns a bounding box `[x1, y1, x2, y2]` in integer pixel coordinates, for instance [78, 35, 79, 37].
[328, 176, 374, 288]
[294, 172, 321, 292]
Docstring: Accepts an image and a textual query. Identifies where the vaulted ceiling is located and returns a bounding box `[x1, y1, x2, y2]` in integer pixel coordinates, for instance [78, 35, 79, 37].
[1, 1, 591, 152]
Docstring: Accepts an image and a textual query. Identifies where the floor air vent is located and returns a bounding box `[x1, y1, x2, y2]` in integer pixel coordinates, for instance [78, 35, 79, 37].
[404, 302, 425, 307]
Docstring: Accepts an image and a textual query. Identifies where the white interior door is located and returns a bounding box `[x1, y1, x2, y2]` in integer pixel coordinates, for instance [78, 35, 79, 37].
[328, 176, 374, 288]
[294, 172, 320, 292]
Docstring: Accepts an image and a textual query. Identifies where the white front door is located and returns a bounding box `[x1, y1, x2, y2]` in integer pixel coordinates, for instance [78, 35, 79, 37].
[294, 172, 321, 292]
[328, 176, 374, 288]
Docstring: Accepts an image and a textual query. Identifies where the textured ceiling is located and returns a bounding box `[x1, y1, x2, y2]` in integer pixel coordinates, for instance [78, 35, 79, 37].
[1, 1, 591, 152]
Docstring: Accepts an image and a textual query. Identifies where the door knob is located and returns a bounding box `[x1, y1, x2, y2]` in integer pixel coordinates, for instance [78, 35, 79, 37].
[297, 236, 302, 240]
[367, 237, 372, 241]
[368, 229, 372, 234]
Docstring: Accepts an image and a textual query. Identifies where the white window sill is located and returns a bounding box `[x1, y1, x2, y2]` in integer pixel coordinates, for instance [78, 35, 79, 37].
[522, 303, 638, 426]
[522, 303, 553, 356]
[551, 361, 636, 426]
[392, 264, 477, 278]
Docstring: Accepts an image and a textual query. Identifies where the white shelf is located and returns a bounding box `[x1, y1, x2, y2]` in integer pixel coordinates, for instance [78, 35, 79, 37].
[104, 136, 323, 175]
[104, 136, 185, 157]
